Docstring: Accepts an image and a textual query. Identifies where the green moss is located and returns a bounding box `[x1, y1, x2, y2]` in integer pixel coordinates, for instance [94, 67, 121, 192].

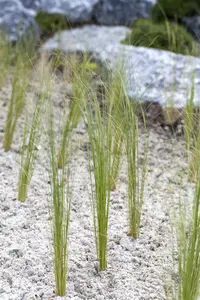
[152, 0, 200, 22]
[122, 19, 198, 56]
[35, 12, 70, 36]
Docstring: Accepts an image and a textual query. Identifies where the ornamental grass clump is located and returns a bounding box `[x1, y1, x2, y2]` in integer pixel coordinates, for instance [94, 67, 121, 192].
[0, 31, 11, 88]
[3, 55, 29, 151]
[70, 56, 94, 129]
[184, 73, 195, 155]
[2, 34, 37, 151]
[188, 119, 200, 182]
[85, 92, 113, 270]
[124, 100, 148, 238]
[183, 72, 200, 181]
[172, 178, 200, 300]
[18, 56, 53, 202]
[106, 69, 126, 191]
[48, 98, 71, 296]
[57, 56, 92, 168]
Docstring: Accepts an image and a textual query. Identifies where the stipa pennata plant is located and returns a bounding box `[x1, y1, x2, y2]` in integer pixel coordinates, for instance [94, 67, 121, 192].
[189, 127, 200, 182]
[70, 57, 92, 129]
[0, 31, 11, 88]
[48, 98, 71, 296]
[3, 55, 30, 151]
[2, 34, 36, 152]
[183, 71, 200, 182]
[172, 177, 200, 300]
[106, 70, 126, 191]
[184, 73, 195, 155]
[124, 100, 148, 238]
[18, 56, 53, 202]
[85, 92, 113, 270]
[57, 55, 93, 168]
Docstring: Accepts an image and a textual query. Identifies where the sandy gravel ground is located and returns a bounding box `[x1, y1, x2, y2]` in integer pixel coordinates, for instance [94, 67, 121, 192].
[0, 72, 195, 300]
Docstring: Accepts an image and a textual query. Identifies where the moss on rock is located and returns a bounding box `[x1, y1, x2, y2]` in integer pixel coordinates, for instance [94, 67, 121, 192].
[122, 19, 198, 56]
[35, 12, 70, 37]
[152, 0, 200, 22]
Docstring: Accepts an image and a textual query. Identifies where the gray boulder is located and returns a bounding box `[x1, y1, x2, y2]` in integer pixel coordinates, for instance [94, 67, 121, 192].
[57, 0, 99, 23]
[19, 0, 44, 10]
[0, 0, 158, 40]
[93, 0, 157, 26]
[42, 25, 200, 108]
[0, 0, 39, 40]
[20, 0, 99, 23]
[0, 0, 98, 40]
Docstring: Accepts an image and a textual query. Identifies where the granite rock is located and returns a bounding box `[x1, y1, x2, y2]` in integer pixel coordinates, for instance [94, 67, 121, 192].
[93, 0, 156, 26]
[42, 25, 200, 108]
[1, 0, 157, 40]
[20, 0, 99, 22]
[0, 0, 98, 40]
[0, 0, 39, 40]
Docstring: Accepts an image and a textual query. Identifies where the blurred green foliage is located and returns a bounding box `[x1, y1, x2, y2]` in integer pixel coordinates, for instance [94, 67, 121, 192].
[152, 0, 200, 22]
[122, 19, 198, 56]
[35, 12, 70, 36]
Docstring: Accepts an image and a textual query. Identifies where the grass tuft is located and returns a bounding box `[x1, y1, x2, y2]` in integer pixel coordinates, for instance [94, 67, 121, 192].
[2, 34, 37, 151]
[57, 56, 92, 168]
[183, 72, 200, 182]
[48, 96, 71, 296]
[85, 93, 113, 270]
[124, 101, 148, 238]
[172, 178, 200, 300]
[18, 56, 52, 202]
[0, 31, 11, 88]
[3, 56, 29, 151]
[106, 69, 126, 191]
